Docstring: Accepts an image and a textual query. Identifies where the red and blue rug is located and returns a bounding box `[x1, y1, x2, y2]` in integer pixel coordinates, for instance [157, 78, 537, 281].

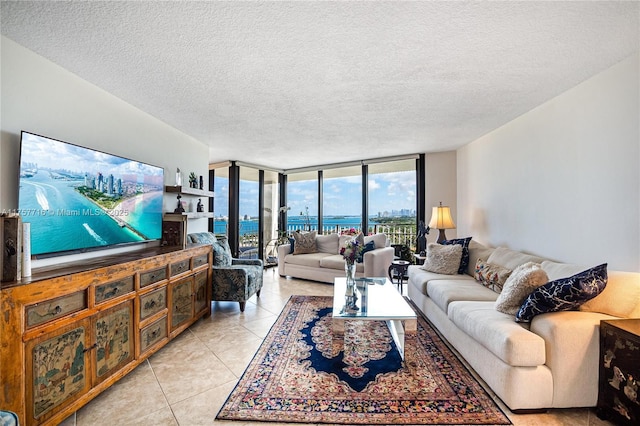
[217, 295, 511, 425]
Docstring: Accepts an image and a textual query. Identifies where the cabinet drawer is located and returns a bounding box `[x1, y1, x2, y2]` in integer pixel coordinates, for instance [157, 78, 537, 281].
[192, 253, 209, 269]
[139, 316, 168, 354]
[140, 267, 167, 288]
[26, 291, 87, 328]
[170, 259, 190, 277]
[140, 287, 167, 321]
[95, 276, 135, 304]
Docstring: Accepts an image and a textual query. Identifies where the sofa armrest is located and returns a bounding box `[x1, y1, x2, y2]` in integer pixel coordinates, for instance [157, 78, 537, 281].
[277, 244, 291, 276]
[363, 246, 395, 278]
[530, 310, 617, 407]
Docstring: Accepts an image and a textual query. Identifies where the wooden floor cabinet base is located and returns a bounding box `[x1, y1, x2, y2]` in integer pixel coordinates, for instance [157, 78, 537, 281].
[0, 244, 212, 426]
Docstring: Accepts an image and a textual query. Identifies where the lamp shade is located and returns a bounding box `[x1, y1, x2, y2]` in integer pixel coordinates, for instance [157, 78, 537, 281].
[428, 204, 456, 230]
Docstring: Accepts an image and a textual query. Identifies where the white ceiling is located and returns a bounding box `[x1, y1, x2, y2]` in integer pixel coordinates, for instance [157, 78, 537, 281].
[1, 1, 638, 170]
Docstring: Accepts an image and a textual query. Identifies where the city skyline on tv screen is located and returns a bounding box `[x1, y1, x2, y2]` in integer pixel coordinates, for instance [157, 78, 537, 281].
[18, 132, 164, 256]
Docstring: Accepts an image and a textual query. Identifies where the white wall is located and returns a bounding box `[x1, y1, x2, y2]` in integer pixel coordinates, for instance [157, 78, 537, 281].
[1, 36, 210, 266]
[458, 53, 639, 272]
[425, 151, 457, 243]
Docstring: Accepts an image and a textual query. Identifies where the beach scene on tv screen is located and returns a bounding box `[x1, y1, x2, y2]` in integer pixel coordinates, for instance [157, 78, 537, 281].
[18, 133, 164, 256]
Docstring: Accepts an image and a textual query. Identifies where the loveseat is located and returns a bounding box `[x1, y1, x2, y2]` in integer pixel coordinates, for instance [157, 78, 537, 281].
[278, 232, 395, 284]
[408, 240, 640, 412]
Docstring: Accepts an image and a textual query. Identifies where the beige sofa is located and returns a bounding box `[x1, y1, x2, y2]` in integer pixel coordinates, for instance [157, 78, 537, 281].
[408, 240, 640, 412]
[278, 233, 395, 283]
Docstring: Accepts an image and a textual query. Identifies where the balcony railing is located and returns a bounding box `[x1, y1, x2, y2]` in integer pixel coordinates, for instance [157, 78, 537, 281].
[234, 224, 417, 259]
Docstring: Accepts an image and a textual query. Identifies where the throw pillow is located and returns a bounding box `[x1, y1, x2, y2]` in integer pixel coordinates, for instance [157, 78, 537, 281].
[288, 237, 295, 254]
[442, 237, 472, 274]
[212, 239, 232, 266]
[515, 263, 608, 323]
[474, 258, 512, 293]
[356, 241, 376, 263]
[421, 243, 463, 275]
[292, 230, 318, 255]
[495, 262, 548, 315]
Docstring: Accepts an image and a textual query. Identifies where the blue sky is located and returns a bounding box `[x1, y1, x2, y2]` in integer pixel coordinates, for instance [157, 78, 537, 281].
[215, 170, 415, 218]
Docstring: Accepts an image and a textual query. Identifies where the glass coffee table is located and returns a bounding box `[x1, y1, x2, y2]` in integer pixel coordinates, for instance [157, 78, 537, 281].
[332, 277, 417, 361]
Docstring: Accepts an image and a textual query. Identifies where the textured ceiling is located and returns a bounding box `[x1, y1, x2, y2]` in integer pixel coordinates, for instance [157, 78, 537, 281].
[1, 1, 638, 170]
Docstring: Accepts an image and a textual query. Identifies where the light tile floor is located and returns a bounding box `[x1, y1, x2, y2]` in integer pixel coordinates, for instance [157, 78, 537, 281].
[60, 270, 614, 426]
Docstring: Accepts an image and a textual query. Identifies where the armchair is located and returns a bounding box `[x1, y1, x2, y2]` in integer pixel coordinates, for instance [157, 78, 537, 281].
[187, 232, 263, 312]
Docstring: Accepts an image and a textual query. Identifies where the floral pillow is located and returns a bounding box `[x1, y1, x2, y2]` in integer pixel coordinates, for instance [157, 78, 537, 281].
[292, 230, 318, 255]
[474, 258, 512, 293]
[516, 263, 608, 323]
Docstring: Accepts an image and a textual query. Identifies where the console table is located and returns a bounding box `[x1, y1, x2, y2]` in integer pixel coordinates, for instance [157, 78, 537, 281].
[0, 244, 212, 426]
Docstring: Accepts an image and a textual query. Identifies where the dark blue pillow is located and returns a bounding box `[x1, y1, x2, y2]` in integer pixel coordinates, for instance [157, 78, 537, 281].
[442, 237, 472, 274]
[516, 263, 608, 323]
[356, 241, 376, 263]
[288, 237, 295, 254]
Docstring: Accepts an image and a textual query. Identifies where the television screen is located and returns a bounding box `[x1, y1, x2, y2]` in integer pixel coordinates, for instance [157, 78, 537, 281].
[18, 131, 165, 257]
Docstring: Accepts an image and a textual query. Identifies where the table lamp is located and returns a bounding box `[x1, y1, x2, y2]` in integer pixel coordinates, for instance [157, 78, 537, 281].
[427, 202, 456, 243]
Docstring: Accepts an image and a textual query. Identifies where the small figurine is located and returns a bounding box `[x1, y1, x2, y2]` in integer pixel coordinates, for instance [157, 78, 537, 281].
[199, 175, 204, 190]
[196, 198, 204, 213]
[173, 194, 185, 213]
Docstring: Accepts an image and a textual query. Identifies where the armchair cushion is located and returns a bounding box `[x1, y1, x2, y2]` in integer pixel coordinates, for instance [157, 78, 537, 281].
[212, 239, 233, 266]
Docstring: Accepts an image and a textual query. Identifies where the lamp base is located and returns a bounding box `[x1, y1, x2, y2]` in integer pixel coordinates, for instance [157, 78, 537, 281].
[436, 229, 448, 244]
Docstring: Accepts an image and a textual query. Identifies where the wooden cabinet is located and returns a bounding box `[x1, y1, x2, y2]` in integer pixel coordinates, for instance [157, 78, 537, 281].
[597, 319, 640, 426]
[0, 244, 211, 426]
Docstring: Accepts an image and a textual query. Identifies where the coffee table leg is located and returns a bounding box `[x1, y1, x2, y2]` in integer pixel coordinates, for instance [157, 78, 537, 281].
[332, 318, 345, 355]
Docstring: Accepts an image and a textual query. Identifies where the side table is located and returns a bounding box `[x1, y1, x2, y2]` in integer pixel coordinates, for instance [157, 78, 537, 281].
[388, 260, 410, 290]
[596, 319, 640, 426]
[413, 253, 426, 265]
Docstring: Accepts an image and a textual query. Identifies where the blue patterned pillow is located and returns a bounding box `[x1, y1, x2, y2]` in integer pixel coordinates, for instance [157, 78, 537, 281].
[212, 238, 233, 266]
[288, 237, 295, 254]
[442, 237, 472, 274]
[516, 263, 607, 323]
[356, 241, 376, 263]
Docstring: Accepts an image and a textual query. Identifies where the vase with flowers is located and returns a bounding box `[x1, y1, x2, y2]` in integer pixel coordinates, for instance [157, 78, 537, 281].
[340, 238, 362, 311]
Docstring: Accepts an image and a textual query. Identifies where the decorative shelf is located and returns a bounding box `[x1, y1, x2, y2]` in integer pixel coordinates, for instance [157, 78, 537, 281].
[165, 185, 214, 197]
[164, 212, 214, 220]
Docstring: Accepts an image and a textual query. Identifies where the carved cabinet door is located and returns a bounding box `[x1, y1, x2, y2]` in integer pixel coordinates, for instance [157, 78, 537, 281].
[92, 300, 135, 385]
[25, 319, 92, 425]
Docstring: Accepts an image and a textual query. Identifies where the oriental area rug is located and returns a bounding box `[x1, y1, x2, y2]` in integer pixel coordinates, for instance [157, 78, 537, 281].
[217, 295, 511, 425]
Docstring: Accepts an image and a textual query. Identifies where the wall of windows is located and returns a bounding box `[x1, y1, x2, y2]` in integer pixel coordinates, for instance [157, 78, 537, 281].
[285, 170, 318, 232]
[211, 155, 422, 262]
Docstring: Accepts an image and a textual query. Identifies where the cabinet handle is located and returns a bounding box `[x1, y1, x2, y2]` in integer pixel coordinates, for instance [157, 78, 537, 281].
[83, 343, 98, 353]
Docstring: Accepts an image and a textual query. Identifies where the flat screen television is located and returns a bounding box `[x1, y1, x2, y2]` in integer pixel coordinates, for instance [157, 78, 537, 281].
[18, 131, 165, 258]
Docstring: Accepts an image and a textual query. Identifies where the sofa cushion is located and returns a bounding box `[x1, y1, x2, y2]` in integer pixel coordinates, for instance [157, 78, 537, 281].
[495, 262, 549, 316]
[427, 279, 499, 314]
[580, 270, 640, 318]
[364, 233, 387, 249]
[421, 243, 462, 275]
[540, 260, 587, 281]
[316, 233, 339, 254]
[516, 263, 608, 323]
[442, 237, 472, 274]
[408, 266, 476, 295]
[474, 258, 512, 293]
[293, 231, 318, 254]
[320, 254, 364, 272]
[487, 247, 545, 271]
[465, 241, 495, 276]
[285, 251, 333, 268]
[448, 301, 546, 367]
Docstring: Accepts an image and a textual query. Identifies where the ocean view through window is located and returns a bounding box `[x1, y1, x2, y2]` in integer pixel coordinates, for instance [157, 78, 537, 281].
[212, 157, 419, 258]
